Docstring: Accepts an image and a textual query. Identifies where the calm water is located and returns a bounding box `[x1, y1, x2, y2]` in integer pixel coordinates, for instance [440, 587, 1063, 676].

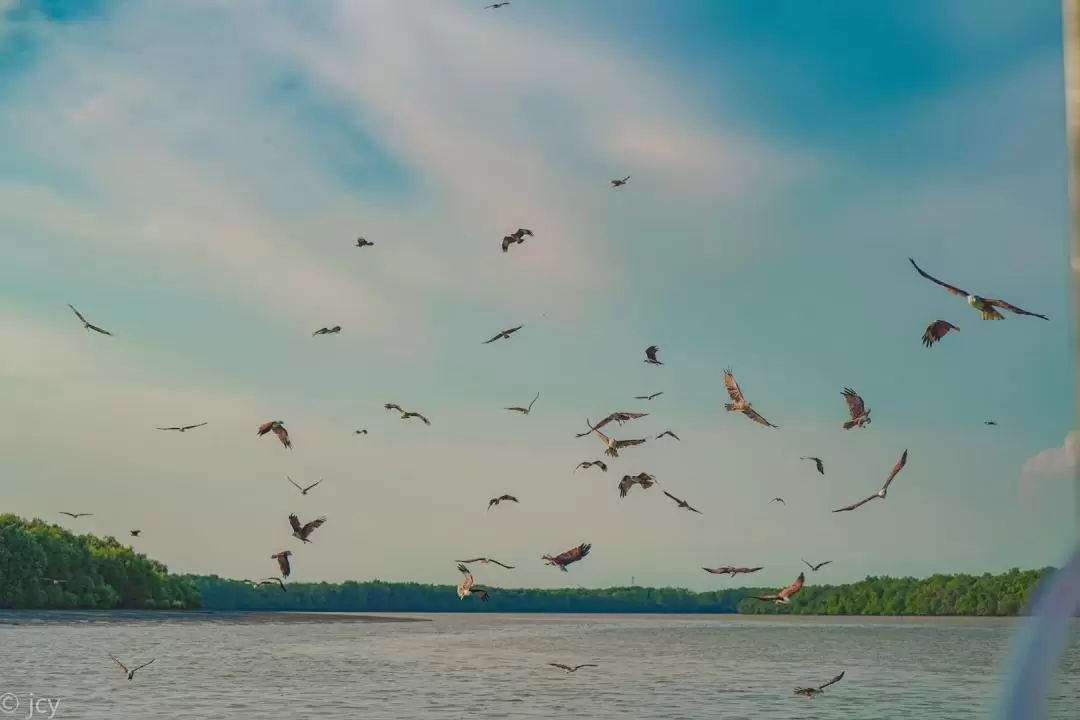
[1, 612, 1078, 719]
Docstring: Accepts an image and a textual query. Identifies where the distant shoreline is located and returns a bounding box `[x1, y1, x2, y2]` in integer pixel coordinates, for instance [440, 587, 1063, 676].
[0, 609, 431, 623]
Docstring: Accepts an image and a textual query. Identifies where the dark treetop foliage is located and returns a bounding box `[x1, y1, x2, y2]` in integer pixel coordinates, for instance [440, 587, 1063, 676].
[0, 514, 200, 610]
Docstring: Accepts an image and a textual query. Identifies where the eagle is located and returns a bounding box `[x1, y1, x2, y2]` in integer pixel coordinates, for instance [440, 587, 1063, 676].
[156, 422, 208, 432]
[922, 319, 960, 348]
[289, 513, 327, 543]
[802, 559, 833, 572]
[384, 403, 431, 425]
[487, 494, 519, 510]
[611, 175, 631, 188]
[68, 303, 113, 336]
[456, 563, 490, 601]
[575, 412, 648, 438]
[109, 654, 155, 681]
[644, 345, 662, 365]
[662, 490, 701, 514]
[702, 566, 763, 577]
[501, 228, 533, 253]
[800, 456, 824, 475]
[505, 392, 540, 415]
[257, 420, 292, 449]
[542, 542, 591, 571]
[794, 671, 845, 698]
[287, 476, 323, 496]
[482, 325, 524, 343]
[455, 557, 515, 569]
[722, 368, 778, 428]
[575, 460, 608, 472]
[840, 388, 871, 429]
[312, 326, 342, 336]
[908, 257, 1048, 321]
[586, 419, 646, 458]
[833, 449, 909, 513]
[618, 472, 657, 498]
[750, 572, 805, 605]
[271, 550, 293, 578]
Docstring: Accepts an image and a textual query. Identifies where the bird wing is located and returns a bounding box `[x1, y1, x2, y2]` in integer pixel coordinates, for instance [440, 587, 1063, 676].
[500, 495, 518, 502]
[301, 517, 327, 535]
[527, 392, 540, 411]
[287, 476, 303, 491]
[275, 553, 291, 577]
[618, 476, 633, 497]
[687, 504, 702, 514]
[573, 664, 598, 670]
[702, 567, 727, 574]
[487, 498, 498, 509]
[595, 461, 608, 472]
[881, 449, 909, 492]
[482, 331, 502, 343]
[832, 493, 878, 513]
[814, 458, 824, 474]
[818, 671, 845, 690]
[817, 561, 833, 570]
[743, 567, 764, 574]
[59, 512, 76, 518]
[741, 408, 776, 428]
[68, 304, 88, 325]
[414, 413, 431, 425]
[182, 422, 208, 430]
[908, 258, 970, 297]
[384, 403, 404, 413]
[288, 514, 303, 533]
[802, 559, 814, 570]
[501, 236, 513, 253]
[549, 663, 573, 671]
[552, 543, 590, 565]
[456, 558, 484, 564]
[578, 415, 613, 437]
[722, 368, 746, 403]
[506, 406, 527, 413]
[132, 658, 156, 673]
[86, 323, 113, 336]
[589, 422, 612, 446]
[156, 427, 181, 431]
[303, 479, 323, 492]
[313, 328, 327, 336]
[841, 388, 865, 420]
[984, 298, 1049, 320]
[272, 424, 291, 448]
[923, 320, 959, 347]
[780, 572, 805, 599]
[614, 438, 646, 449]
[257, 421, 276, 436]
[491, 560, 515, 569]
[109, 654, 130, 674]
[662, 490, 682, 505]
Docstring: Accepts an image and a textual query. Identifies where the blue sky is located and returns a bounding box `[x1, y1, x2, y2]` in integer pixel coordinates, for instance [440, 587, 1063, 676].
[0, 0, 1074, 592]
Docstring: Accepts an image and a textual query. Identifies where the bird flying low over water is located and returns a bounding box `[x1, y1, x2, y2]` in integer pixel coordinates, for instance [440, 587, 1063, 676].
[383, 403, 431, 425]
[68, 304, 113, 336]
[248, 577, 286, 592]
[483, 325, 524, 343]
[722, 368, 778, 428]
[59, 511, 92, 519]
[289, 513, 327, 543]
[271, 550, 293, 578]
[800, 456, 824, 475]
[922, 320, 960, 348]
[587, 419, 647, 458]
[456, 564, 490, 601]
[109, 655, 155, 681]
[833, 449, 909, 513]
[575, 460, 608, 472]
[549, 663, 598, 673]
[618, 473, 657, 498]
[611, 175, 630, 187]
[841, 388, 871, 429]
[794, 671, 845, 697]
[575, 412, 649, 438]
[313, 326, 342, 336]
[542, 542, 591, 571]
[908, 258, 1049, 321]
[287, 476, 323, 496]
[644, 345, 662, 365]
[501, 228, 533, 253]
[506, 392, 540, 415]
[488, 494, 519, 510]
[354, 237, 374, 248]
[156, 422, 207, 432]
[455, 557, 515, 569]
[703, 566, 763, 577]
[655, 430, 680, 441]
[803, 559, 833, 572]
[635, 392, 663, 400]
[750, 572, 805, 605]
[662, 490, 701, 514]
[769, 497, 785, 505]
[257, 420, 292, 449]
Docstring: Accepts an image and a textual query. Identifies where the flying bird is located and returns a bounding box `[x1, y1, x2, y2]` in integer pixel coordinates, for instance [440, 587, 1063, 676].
[355, 237, 374, 248]
[794, 671, 845, 698]
[618, 473, 657, 498]
[769, 497, 786, 505]
[750, 572, 805, 605]
[155, 422, 208, 432]
[501, 228, 533, 253]
[455, 557, 515, 569]
[271, 550, 293, 578]
[644, 345, 662, 365]
[575, 460, 608, 472]
[586, 419, 646, 458]
[68, 304, 113, 336]
[287, 476, 323, 496]
[655, 430, 680, 441]
[129, 530, 141, 537]
[908, 258, 1048, 321]
[488, 494, 519, 510]
[542, 542, 591, 571]
[109, 655, 155, 681]
[722, 368, 778, 428]
[833, 449, 909, 513]
[801, 456, 825, 475]
[635, 392, 663, 400]
[985, 420, 998, 426]
[384, 404, 432, 425]
[312, 326, 342, 336]
[922, 319, 960, 348]
[250, 577, 286, 592]
[702, 566, 763, 577]
[549, 663, 598, 673]
[803, 559, 833, 572]
[662, 490, 701, 514]
[355, 429, 368, 435]
[505, 392, 540, 415]
[841, 388, 871, 429]
[289, 513, 327, 543]
[575, 412, 649, 438]
[58, 512, 92, 519]
[456, 563, 490, 601]
[485, 2, 510, 7]
[257, 421, 292, 449]
[611, 175, 631, 188]
[483, 325, 524, 343]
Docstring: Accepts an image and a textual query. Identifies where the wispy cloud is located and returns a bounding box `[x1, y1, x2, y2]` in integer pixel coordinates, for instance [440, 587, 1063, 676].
[1021, 432, 1080, 492]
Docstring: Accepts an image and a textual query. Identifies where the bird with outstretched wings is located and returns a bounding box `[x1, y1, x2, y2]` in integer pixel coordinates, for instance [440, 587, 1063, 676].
[840, 388, 871, 429]
[800, 456, 824, 475]
[575, 460, 608, 472]
[506, 392, 540, 415]
[722, 368, 777, 428]
[542, 542, 591, 571]
[68, 304, 113, 336]
[455, 557, 515, 569]
[483, 325, 523, 344]
[833, 449, 908, 513]
[803, 559, 833, 572]
[922, 319, 960, 348]
[289, 513, 327, 543]
[487, 494, 519, 510]
[156, 422, 208, 432]
[271, 550, 293, 578]
[908, 258, 1048, 321]
[575, 412, 648, 438]
[662, 490, 701, 514]
[750, 572, 805, 604]
[257, 420, 292, 449]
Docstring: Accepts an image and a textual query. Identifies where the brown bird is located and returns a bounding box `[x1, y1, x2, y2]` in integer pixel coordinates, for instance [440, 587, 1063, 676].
[68, 304, 113, 336]
[575, 412, 649, 438]
[702, 566, 763, 577]
[611, 175, 630, 188]
[586, 419, 646, 458]
[841, 388, 871, 429]
[794, 671, 845, 697]
[506, 392, 540, 415]
[58, 511, 92, 519]
[456, 563, 490, 601]
[833, 449, 909, 513]
[455, 557, 515, 569]
[644, 345, 663, 365]
[575, 460, 608, 472]
[549, 663, 599, 673]
[501, 228, 533, 253]
[542, 542, 591, 571]
[722, 368, 778, 428]
[289, 513, 327, 543]
[257, 420, 292, 449]
[909, 257, 1048, 321]
[488, 494, 519, 510]
[156, 422, 208, 432]
[618, 472, 657, 498]
[922, 319, 960, 348]
[355, 237, 374, 248]
[662, 490, 701, 514]
[803, 559, 833, 572]
[635, 392, 663, 400]
[769, 497, 785, 505]
[384, 404, 431, 425]
[129, 530, 141, 537]
[655, 430, 680, 441]
[287, 476, 322, 496]
[483, 325, 524, 343]
[109, 654, 155, 681]
[271, 550, 293, 578]
[800, 456, 824, 475]
[750, 572, 805, 605]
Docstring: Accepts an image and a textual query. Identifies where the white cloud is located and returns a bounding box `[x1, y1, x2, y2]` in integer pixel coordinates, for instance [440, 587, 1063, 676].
[1022, 431, 1080, 482]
